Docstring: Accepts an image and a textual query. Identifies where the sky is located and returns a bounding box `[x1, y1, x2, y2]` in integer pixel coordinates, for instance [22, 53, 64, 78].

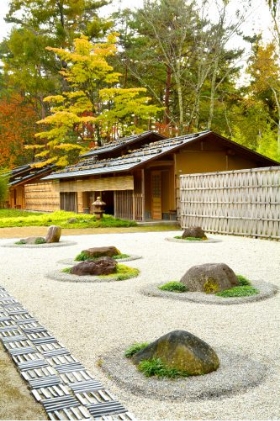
[0, 0, 275, 43]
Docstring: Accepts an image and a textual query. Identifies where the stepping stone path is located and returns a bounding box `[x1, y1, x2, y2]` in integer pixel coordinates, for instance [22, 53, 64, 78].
[0, 285, 136, 421]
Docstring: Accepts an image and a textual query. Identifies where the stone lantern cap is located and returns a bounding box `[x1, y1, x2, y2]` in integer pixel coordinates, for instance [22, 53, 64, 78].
[93, 196, 106, 207]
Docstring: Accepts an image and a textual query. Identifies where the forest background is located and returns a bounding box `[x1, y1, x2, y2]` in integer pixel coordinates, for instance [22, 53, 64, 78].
[1, 0, 280, 171]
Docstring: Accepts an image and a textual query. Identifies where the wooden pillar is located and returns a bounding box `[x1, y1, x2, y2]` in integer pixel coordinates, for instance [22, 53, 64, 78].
[141, 169, 145, 221]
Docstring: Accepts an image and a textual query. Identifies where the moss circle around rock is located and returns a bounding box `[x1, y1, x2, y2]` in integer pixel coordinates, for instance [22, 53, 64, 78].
[47, 263, 140, 283]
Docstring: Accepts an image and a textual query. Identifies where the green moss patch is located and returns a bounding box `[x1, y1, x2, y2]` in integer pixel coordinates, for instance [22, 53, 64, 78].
[101, 264, 139, 281]
[216, 285, 259, 298]
[75, 251, 130, 261]
[125, 343, 149, 358]
[138, 358, 189, 378]
[174, 236, 205, 241]
[158, 281, 187, 292]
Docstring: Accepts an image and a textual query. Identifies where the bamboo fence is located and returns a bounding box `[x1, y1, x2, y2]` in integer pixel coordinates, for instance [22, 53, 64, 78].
[180, 166, 280, 239]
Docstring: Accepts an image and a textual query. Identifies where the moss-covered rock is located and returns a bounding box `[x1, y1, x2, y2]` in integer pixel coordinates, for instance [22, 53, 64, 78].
[132, 330, 219, 376]
[182, 226, 207, 239]
[180, 263, 239, 294]
[78, 246, 121, 260]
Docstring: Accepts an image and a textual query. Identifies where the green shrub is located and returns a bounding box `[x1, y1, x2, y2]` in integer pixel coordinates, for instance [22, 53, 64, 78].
[125, 342, 149, 358]
[138, 358, 189, 378]
[216, 285, 259, 298]
[159, 281, 187, 292]
[0, 209, 137, 229]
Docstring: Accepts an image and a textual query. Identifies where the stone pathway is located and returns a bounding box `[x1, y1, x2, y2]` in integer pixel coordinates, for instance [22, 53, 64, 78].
[0, 285, 136, 421]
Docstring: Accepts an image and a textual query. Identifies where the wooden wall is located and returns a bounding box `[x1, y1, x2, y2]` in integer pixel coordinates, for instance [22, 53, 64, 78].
[25, 181, 60, 212]
[180, 166, 280, 240]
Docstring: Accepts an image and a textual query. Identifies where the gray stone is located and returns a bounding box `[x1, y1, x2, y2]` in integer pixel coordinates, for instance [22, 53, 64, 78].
[180, 263, 239, 293]
[70, 256, 117, 276]
[45, 225, 61, 243]
[132, 330, 219, 376]
[19, 236, 46, 244]
[182, 226, 207, 239]
[81, 246, 121, 259]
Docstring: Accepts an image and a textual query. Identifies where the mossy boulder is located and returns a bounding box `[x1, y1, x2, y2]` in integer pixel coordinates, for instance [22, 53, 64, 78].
[132, 330, 219, 376]
[182, 226, 207, 239]
[70, 256, 117, 276]
[80, 246, 121, 259]
[180, 263, 239, 294]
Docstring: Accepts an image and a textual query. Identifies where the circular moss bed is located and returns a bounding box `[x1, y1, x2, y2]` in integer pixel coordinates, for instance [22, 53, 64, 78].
[57, 255, 142, 265]
[141, 280, 278, 305]
[99, 346, 267, 401]
[46, 264, 140, 283]
[2, 240, 77, 248]
[165, 237, 221, 243]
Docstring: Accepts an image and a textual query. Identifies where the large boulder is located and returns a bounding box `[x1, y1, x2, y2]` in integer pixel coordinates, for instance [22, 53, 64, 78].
[132, 330, 219, 376]
[182, 226, 207, 239]
[180, 263, 239, 294]
[81, 246, 121, 259]
[45, 225, 61, 243]
[70, 256, 117, 276]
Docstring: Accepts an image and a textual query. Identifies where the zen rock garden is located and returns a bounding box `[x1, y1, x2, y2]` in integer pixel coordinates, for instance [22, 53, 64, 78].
[48, 245, 140, 282]
[167, 226, 220, 243]
[71, 246, 121, 276]
[130, 330, 220, 377]
[16, 225, 62, 244]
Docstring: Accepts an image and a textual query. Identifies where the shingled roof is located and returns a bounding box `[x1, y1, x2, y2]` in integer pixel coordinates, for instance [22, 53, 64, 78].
[43, 130, 279, 181]
[9, 164, 55, 187]
[80, 130, 165, 159]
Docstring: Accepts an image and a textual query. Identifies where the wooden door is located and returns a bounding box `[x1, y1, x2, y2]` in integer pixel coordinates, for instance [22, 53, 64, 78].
[151, 171, 162, 219]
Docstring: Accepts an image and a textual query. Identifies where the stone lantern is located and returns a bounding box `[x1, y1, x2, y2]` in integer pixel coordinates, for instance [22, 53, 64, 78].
[92, 196, 106, 220]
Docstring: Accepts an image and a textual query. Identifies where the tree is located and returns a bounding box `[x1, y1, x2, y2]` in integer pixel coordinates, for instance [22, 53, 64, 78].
[0, 0, 113, 119]
[113, 0, 245, 134]
[0, 168, 9, 207]
[34, 34, 162, 167]
[0, 94, 38, 168]
[246, 41, 280, 155]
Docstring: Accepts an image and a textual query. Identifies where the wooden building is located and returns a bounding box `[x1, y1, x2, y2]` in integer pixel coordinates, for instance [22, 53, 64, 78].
[39, 130, 279, 221]
[7, 164, 54, 209]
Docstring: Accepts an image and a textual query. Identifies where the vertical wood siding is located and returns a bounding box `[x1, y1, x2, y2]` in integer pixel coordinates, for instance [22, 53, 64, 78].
[115, 191, 143, 220]
[180, 166, 280, 239]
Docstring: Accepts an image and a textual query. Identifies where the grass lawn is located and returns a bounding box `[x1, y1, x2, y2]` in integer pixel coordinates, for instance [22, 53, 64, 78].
[0, 209, 179, 233]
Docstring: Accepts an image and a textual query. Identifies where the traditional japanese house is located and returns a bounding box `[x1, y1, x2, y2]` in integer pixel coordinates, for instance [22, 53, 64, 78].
[41, 130, 279, 221]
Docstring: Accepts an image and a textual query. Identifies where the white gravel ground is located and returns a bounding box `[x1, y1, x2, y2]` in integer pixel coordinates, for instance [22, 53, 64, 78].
[1, 231, 280, 420]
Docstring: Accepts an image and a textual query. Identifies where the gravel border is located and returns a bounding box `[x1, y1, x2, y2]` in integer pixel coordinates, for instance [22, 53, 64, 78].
[100, 346, 268, 402]
[140, 280, 278, 305]
[1, 240, 77, 248]
[46, 268, 140, 283]
[165, 237, 221, 243]
[57, 255, 142, 265]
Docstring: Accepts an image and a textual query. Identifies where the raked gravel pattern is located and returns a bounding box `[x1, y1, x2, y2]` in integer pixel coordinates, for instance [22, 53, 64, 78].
[1, 231, 280, 420]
